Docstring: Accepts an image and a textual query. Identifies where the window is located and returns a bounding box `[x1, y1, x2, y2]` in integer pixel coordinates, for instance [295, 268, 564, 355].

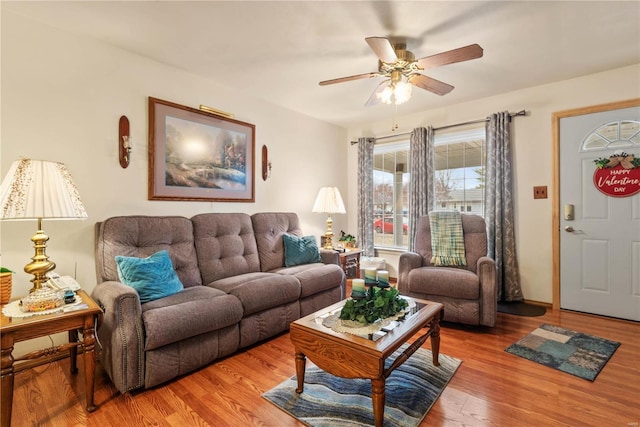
[580, 120, 639, 151]
[372, 128, 485, 249]
[373, 142, 409, 248]
[433, 128, 486, 216]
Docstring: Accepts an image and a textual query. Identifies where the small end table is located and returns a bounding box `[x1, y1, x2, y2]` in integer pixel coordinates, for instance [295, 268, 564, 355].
[339, 248, 363, 279]
[0, 289, 102, 426]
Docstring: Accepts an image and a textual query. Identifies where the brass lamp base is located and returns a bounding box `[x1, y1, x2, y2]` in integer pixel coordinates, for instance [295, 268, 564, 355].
[24, 218, 56, 293]
[323, 214, 335, 250]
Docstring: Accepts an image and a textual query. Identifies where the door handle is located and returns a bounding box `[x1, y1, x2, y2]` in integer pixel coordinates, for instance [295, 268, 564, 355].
[564, 226, 583, 233]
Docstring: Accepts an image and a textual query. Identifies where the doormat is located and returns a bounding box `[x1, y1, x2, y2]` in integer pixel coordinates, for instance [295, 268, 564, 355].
[498, 301, 546, 317]
[263, 347, 461, 427]
[505, 324, 620, 381]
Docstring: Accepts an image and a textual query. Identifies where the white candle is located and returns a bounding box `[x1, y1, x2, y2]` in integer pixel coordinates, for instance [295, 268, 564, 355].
[377, 270, 389, 286]
[352, 279, 365, 293]
[364, 268, 377, 285]
[351, 278, 366, 298]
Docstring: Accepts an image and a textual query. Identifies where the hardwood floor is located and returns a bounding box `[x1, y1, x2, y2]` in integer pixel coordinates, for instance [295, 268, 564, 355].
[8, 308, 640, 427]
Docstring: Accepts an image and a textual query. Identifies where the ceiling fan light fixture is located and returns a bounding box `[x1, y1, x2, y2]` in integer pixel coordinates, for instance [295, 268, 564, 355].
[393, 79, 412, 104]
[379, 83, 394, 104]
[378, 75, 412, 105]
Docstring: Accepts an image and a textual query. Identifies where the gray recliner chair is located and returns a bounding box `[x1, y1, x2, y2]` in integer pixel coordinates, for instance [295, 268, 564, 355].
[398, 214, 497, 327]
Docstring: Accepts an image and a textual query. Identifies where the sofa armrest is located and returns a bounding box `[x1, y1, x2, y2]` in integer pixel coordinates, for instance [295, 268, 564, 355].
[477, 256, 497, 327]
[319, 249, 339, 265]
[91, 281, 145, 393]
[398, 252, 423, 292]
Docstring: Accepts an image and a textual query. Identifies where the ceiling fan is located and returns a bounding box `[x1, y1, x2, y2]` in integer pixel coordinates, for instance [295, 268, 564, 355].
[319, 37, 483, 106]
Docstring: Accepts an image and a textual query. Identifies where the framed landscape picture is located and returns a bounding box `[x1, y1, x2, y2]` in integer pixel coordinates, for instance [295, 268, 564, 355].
[148, 97, 255, 202]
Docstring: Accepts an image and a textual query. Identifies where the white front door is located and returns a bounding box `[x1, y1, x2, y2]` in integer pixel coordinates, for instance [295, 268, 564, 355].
[559, 104, 640, 321]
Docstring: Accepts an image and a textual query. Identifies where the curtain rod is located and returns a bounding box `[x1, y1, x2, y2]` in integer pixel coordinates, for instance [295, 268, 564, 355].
[350, 109, 527, 145]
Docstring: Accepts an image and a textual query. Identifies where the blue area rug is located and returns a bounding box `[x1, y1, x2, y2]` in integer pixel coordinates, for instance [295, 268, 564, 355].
[505, 324, 620, 381]
[263, 347, 460, 427]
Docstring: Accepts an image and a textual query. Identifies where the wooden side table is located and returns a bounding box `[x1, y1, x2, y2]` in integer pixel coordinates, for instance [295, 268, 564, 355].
[339, 249, 363, 279]
[0, 289, 102, 426]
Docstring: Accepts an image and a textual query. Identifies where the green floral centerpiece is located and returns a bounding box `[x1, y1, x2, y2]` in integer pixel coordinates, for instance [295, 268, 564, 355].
[340, 286, 408, 325]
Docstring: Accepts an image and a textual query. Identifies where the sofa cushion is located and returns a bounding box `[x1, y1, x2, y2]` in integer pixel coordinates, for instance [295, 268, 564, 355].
[407, 267, 479, 300]
[192, 213, 261, 283]
[115, 250, 184, 303]
[96, 216, 202, 288]
[208, 272, 300, 316]
[270, 263, 344, 298]
[142, 286, 243, 351]
[283, 234, 322, 267]
[251, 212, 303, 272]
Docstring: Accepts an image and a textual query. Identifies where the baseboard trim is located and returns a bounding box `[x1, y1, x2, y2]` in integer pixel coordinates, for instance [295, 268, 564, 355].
[522, 299, 552, 308]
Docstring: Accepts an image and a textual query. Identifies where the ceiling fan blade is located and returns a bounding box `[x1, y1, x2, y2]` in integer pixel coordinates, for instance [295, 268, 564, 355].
[319, 72, 377, 86]
[365, 80, 390, 107]
[409, 74, 454, 96]
[365, 37, 398, 63]
[416, 44, 483, 70]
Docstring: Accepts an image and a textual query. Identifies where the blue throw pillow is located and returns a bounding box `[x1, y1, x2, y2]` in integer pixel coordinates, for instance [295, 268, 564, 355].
[115, 250, 184, 303]
[283, 234, 322, 267]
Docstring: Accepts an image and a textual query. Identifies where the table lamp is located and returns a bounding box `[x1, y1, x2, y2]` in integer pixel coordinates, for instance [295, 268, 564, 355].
[0, 159, 88, 293]
[312, 187, 346, 250]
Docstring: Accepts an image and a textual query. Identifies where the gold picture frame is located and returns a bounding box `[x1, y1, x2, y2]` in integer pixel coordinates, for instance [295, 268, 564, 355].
[148, 97, 255, 202]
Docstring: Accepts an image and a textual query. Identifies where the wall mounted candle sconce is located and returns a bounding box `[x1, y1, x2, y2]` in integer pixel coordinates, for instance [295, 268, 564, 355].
[261, 145, 272, 180]
[119, 115, 131, 168]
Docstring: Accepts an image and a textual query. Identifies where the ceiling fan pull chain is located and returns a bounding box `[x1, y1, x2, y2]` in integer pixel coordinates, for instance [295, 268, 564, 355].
[391, 104, 399, 131]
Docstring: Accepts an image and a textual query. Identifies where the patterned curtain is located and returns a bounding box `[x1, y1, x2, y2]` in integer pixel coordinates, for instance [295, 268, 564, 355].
[485, 112, 523, 302]
[357, 137, 375, 257]
[408, 127, 434, 251]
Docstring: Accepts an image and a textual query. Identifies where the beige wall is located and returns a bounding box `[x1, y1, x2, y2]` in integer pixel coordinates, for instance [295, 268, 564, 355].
[346, 63, 640, 304]
[0, 12, 348, 301]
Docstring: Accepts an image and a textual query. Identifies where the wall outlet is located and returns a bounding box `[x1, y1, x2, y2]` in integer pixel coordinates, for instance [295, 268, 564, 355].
[533, 186, 547, 199]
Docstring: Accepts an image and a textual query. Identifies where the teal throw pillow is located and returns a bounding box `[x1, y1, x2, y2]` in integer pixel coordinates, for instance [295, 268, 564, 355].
[115, 250, 184, 303]
[283, 234, 322, 267]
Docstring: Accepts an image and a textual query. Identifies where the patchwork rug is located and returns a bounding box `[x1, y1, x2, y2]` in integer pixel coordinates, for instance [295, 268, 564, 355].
[263, 347, 461, 427]
[505, 324, 620, 381]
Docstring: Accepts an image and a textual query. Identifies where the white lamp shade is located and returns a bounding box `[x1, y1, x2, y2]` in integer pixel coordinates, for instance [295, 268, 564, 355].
[312, 187, 346, 214]
[0, 159, 88, 220]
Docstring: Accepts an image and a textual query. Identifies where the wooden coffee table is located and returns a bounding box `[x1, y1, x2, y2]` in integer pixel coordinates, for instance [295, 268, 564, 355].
[290, 296, 444, 427]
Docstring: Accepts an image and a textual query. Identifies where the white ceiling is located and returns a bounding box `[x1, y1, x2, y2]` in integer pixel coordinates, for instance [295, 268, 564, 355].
[4, 1, 640, 128]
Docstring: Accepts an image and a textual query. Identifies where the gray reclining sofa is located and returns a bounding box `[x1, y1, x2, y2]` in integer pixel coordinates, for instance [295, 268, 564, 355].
[92, 212, 345, 393]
